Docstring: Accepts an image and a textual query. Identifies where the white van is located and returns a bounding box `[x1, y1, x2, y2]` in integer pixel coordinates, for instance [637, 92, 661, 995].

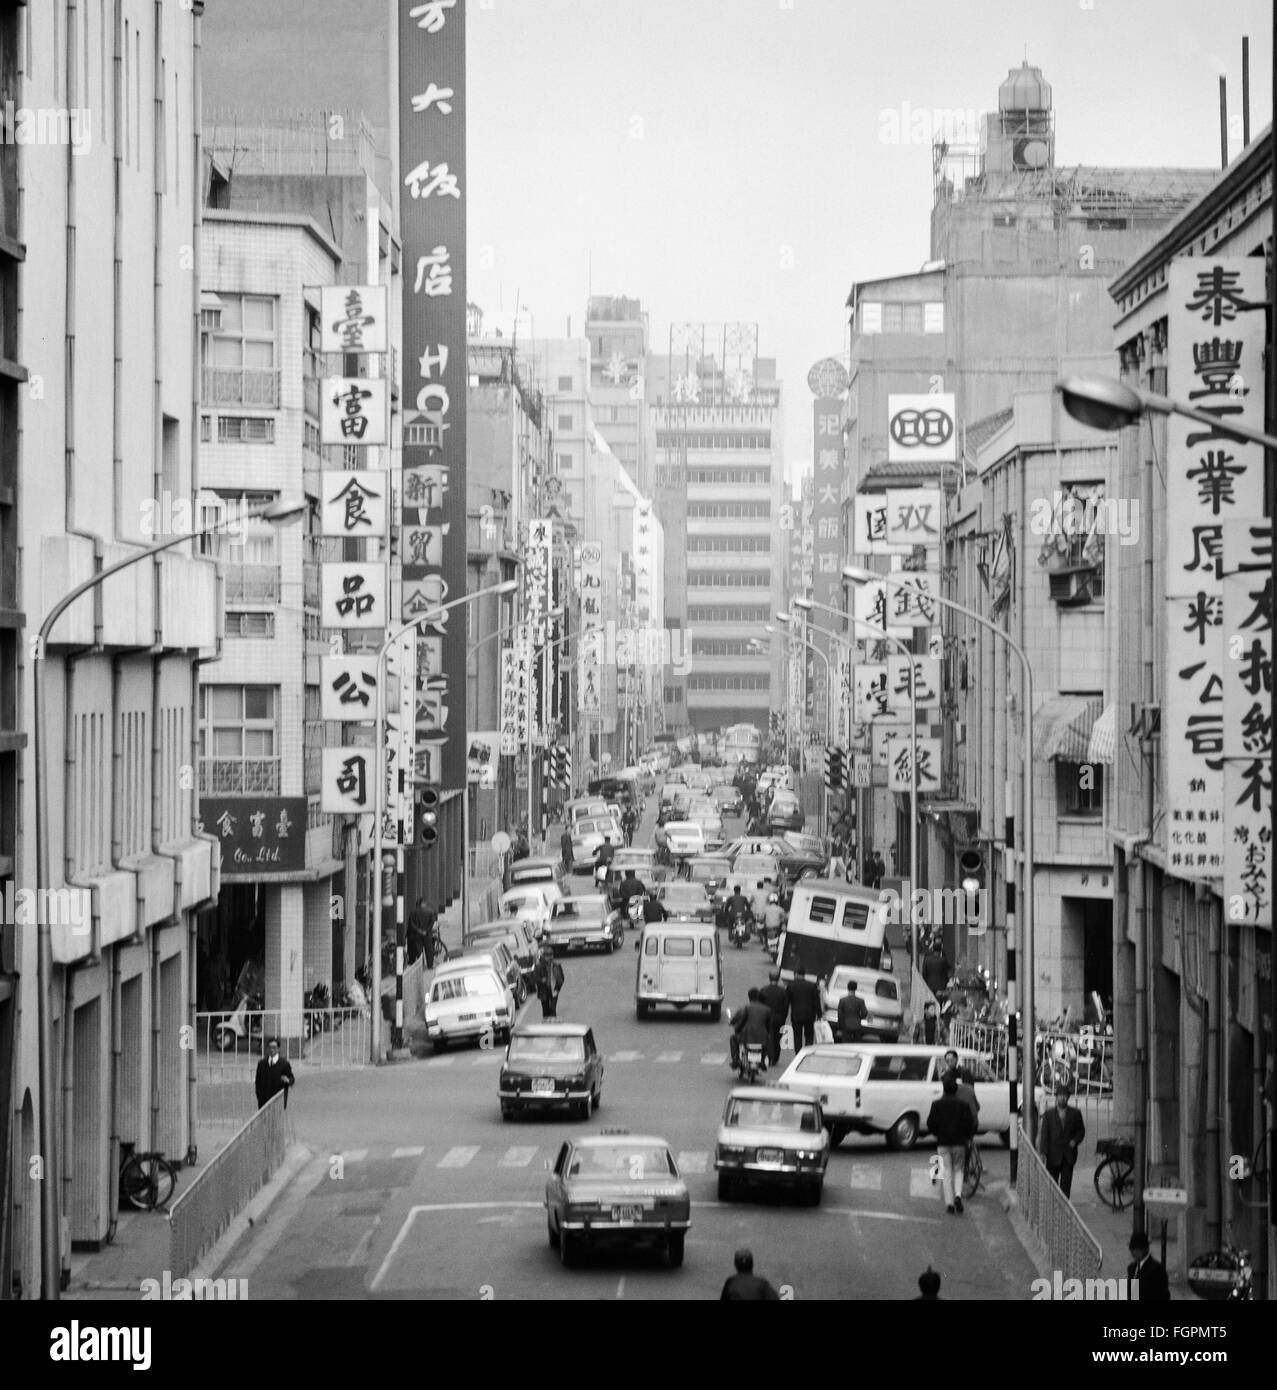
[634, 921, 722, 1021]
[774, 1043, 1032, 1150]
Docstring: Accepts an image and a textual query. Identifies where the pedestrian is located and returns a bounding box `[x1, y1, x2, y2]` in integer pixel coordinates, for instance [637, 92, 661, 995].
[254, 1037, 295, 1110]
[1037, 1086, 1085, 1196]
[759, 968, 790, 1067]
[915, 1266, 941, 1301]
[919, 1001, 939, 1045]
[560, 825, 574, 874]
[921, 941, 951, 999]
[836, 979, 869, 1043]
[787, 963, 821, 1053]
[862, 851, 879, 890]
[942, 1048, 980, 1128]
[719, 1247, 781, 1301]
[533, 942, 565, 1020]
[925, 1074, 977, 1214]
[407, 897, 436, 969]
[1126, 1231, 1170, 1301]
[876, 849, 888, 883]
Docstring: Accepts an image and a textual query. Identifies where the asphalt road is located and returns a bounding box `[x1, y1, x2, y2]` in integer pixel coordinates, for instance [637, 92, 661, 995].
[221, 792, 1039, 1300]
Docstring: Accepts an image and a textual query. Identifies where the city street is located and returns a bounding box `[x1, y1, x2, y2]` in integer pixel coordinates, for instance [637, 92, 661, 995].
[218, 805, 1037, 1300]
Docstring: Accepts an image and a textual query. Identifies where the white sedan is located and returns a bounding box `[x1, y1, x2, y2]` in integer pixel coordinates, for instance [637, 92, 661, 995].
[423, 966, 516, 1052]
[500, 883, 563, 935]
[569, 816, 623, 870]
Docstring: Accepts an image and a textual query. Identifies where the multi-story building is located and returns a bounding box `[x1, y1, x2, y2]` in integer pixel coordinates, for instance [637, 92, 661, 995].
[649, 345, 785, 736]
[6, 0, 217, 1296]
[585, 295, 648, 491]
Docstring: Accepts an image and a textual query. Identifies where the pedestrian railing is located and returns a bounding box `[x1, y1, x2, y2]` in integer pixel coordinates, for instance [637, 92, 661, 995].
[402, 955, 426, 1024]
[194, 1008, 371, 1096]
[169, 1089, 289, 1279]
[947, 1021, 1113, 1098]
[1014, 1120, 1104, 1283]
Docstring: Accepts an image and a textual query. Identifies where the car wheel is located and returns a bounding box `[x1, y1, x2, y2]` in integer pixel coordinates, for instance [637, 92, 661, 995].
[886, 1113, 919, 1151]
[717, 1174, 735, 1202]
[806, 1181, 824, 1207]
[708, 1004, 721, 1023]
[575, 1097, 591, 1120]
[636, 1002, 650, 1020]
[547, 1215, 559, 1249]
[666, 1231, 685, 1268]
[432, 1037, 448, 1053]
[559, 1229, 576, 1267]
[591, 1088, 600, 1113]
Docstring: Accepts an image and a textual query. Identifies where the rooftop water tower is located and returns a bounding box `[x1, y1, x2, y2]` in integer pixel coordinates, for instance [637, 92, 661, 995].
[983, 61, 1055, 175]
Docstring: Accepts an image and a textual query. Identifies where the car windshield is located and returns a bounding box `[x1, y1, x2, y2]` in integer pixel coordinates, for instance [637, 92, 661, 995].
[509, 1035, 585, 1063]
[431, 973, 499, 1002]
[689, 860, 730, 880]
[660, 887, 705, 906]
[725, 1098, 820, 1131]
[794, 1052, 864, 1077]
[567, 1144, 677, 1179]
[555, 900, 600, 920]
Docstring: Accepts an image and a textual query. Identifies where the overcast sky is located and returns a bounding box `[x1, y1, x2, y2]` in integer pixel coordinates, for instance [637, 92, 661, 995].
[466, 0, 1273, 479]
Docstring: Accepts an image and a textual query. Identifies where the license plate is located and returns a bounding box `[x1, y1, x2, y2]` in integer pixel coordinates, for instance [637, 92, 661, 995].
[571, 938, 585, 950]
[612, 1205, 643, 1224]
[458, 1013, 476, 1022]
[532, 1078, 555, 1094]
[756, 1149, 785, 1165]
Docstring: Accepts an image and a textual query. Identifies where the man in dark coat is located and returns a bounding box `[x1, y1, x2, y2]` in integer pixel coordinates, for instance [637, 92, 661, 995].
[407, 898, 436, 969]
[921, 943, 951, 999]
[533, 943, 565, 1019]
[616, 868, 646, 918]
[758, 969, 790, 1066]
[915, 1267, 941, 1301]
[254, 1038, 295, 1109]
[926, 1074, 977, 1214]
[641, 891, 668, 924]
[1127, 1231, 1170, 1300]
[560, 826, 574, 873]
[720, 1247, 780, 1301]
[729, 988, 772, 1071]
[836, 980, 869, 1043]
[787, 965, 821, 1052]
[1037, 1087, 1086, 1196]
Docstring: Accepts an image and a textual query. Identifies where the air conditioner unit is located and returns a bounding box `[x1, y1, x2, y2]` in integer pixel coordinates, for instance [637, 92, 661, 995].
[1048, 565, 1096, 606]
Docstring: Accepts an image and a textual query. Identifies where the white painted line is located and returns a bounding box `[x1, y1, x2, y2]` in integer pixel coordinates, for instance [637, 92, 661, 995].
[369, 1208, 419, 1293]
[611, 1050, 643, 1062]
[347, 1222, 378, 1266]
[391, 1146, 425, 1159]
[342, 1149, 369, 1163]
[688, 1200, 939, 1223]
[848, 1167, 882, 1191]
[616, 1276, 626, 1299]
[499, 1146, 538, 1168]
[655, 1051, 683, 1063]
[910, 1168, 939, 1199]
[676, 1151, 709, 1173]
[471, 1052, 503, 1064]
[427, 1056, 456, 1067]
[701, 1053, 728, 1065]
[438, 1146, 481, 1168]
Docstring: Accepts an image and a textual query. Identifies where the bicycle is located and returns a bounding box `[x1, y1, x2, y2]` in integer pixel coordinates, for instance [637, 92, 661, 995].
[1093, 1136, 1135, 1211]
[118, 1141, 179, 1212]
[1190, 1231, 1253, 1301]
[962, 1140, 983, 1198]
[430, 928, 451, 965]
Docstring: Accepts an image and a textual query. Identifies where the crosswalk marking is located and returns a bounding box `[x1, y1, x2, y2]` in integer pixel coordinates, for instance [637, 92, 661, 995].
[438, 1146, 480, 1169]
[611, 1050, 643, 1062]
[847, 1166, 882, 1191]
[909, 1168, 937, 1198]
[341, 1149, 369, 1163]
[471, 1052, 503, 1065]
[391, 1146, 425, 1159]
[499, 1146, 538, 1168]
[426, 1056, 456, 1067]
[676, 1151, 709, 1173]
[655, 1051, 683, 1063]
[700, 1053, 728, 1065]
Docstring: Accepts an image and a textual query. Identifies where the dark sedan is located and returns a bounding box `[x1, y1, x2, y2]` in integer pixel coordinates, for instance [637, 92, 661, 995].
[499, 1023, 604, 1120]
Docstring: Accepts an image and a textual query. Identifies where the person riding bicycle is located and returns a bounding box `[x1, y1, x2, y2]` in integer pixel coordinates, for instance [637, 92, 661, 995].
[621, 804, 638, 846]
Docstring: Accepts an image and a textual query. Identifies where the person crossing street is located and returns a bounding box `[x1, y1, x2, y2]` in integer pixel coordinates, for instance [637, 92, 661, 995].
[533, 942, 565, 1020]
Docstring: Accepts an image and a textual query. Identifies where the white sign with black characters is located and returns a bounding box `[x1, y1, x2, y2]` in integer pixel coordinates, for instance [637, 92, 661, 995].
[320, 656, 379, 722]
[887, 654, 941, 712]
[886, 734, 943, 792]
[321, 747, 374, 815]
[319, 284, 389, 354]
[321, 376, 389, 446]
[321, 471, 387, 538]
[885, 488, 942, 549]
[321, 563, 386, 629]
[887, 393, 956, 464]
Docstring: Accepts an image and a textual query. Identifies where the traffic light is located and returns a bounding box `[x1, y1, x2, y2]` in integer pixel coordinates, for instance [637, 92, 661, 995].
[823, 746, 846, 792]
[959, 848, 984, 893]
[417, 785, 440, 848]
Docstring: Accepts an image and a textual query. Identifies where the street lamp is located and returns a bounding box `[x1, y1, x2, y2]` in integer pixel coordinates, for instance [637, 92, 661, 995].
[777, 610, 834, 839]
[32, 494, 307, 1299]
[371, 578, 518, 1062]
[843, 561, 1038, 1163]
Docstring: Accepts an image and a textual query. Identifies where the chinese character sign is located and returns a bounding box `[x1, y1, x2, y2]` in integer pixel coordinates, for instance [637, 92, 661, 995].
[886, 654, 941, 712]
[887, 394, 956, 464]
[889, 570, 940, 626]
[321, 748, 374, 815]
[579, 542, 603, 721]
[319, 285, 388, 354]
[320, 656, 379, 721]
[1165, 259, 1266, 879]
[320, 377, 389, 446]
[811, 395, 844, 617]
[499, 649, 520, 755]
[525, 519, 553, 626]
[196, 797, 307, 873]
[321, 471, 387, 537]
[885, 488, 942, 549]
[401, 0, 467, 788]
[1222, 520, 1271, 926]
[886, 734, 943, 792]
[321, 563, 386, 629]
[854, 664, 888, 721]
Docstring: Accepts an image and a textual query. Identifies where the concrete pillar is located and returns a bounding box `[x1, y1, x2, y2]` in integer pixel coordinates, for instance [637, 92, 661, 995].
[264, 884, 305, 1038]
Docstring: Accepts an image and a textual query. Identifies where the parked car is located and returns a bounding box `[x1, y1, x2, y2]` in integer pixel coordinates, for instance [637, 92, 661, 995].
[499, 1023, 604, 1120]
[464, 918, 539, 987]
[542, 895, 625, 953]
[715, 1086, 829, 1205]
[435, 943, 526, 1006]
[423, 964, 515, 1051]
[544, 1133, 690, 1267]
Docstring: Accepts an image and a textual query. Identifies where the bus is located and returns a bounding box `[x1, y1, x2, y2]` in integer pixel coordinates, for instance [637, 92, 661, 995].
[721, 723, 762, 766]
[777, 880, 893, 981]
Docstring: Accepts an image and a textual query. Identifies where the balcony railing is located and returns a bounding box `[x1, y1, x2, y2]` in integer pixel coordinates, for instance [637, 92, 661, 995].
[303, 374, 320, 420]
[223, 563, 281, 604]
[199, 757, 281, 796]
[202, 366, 281, 409]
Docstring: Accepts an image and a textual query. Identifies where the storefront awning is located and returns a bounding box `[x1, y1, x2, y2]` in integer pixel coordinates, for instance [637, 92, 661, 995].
[1087, 702, 1116, 766]
[1033, 695, 1104, 763]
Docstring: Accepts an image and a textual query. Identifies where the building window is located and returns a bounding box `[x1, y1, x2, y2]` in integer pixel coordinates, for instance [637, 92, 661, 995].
[198, 685, 279, 794]
[686, 605, 770, 624]
[860, 303, 882, 334]
[686, 674, 771, 691]
[1055, 761, 1103, 817]
[556, 451, 572, 470]
[880, 303, 903, 333]
[687, 570, 771, 589]
[900, 303, 923, 334]
[202, 293, 279, 406]
[687, 536, 771, 553]
[557, 413, 574, 432]
[924, 302, 944, 334]
[691, 638, 768, 657]
[557, 375, 573, 391]
[217, 416, 276, 444]
[224, 612, 276, 638]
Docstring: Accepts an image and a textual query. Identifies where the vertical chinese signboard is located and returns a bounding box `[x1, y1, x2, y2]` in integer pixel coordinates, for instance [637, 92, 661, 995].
[1222, 520, 1271, 926]
[1165, 259, 1266, 880]
[401, 0, 466, 790]
[808, 358, 848, 739]
[579, 542, 603, 729]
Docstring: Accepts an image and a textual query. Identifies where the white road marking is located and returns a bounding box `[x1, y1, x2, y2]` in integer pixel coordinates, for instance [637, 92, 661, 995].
[341, 1149, 368, 1163]
[676, 1151, 709, 1173]
[499, 1146, 538, 1167]
[611, 1050, 643, 1062]
[848, 1166, 883, 1190]
[438, 1146, 480, 1168]
[616, 1277, 626, 1299]
[655, 1051, 683, 1063]
[910, 1168, 939, 1198]
[427, 1056, 456, 1067]
[471, 1052, 503, 1064]
[370, 1203, 546, 1293]
[701, 1053, 728, 1065]
[391, 1146, 425, 1159]
[688, 1199, 938, 1222]
[346, 1221, 378, 1266]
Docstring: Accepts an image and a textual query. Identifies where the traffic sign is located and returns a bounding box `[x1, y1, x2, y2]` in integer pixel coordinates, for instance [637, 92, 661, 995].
[1143, 1186, 1188, 1208]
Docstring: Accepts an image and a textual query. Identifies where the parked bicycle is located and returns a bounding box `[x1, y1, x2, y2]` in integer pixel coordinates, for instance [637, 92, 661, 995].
[118, 1141, 179, 1212]
[1093, 1136, 1135, 1211]
[1190, 1230, 1253, 1301]
[962, 1139, 983, 1199]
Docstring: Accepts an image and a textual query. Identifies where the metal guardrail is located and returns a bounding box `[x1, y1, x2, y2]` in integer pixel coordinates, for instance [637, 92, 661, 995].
[194, 1008, 371, 1099]
[1014, 1120, 1104, 1283]
[948, 1021, 1113, 1097]
[169, 1089, 289, 1279]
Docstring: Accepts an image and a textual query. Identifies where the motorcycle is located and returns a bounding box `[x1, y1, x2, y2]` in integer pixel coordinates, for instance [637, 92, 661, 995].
[627, 897, 645, 929]
[302, 983, 330, 1039]
[214, 961, 265, 1051]
[736, 1040, 766, 1085]
[729, 911, 752, 949]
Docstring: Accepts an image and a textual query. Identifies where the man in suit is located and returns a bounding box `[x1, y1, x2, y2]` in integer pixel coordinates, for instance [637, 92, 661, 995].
[787, 962, 821, 1052]
[1037, 1086, 1086, 1196]
[758, 969, 790, 1066]
[835, 979, 869, 1043]
[254, 1038, 295, 1110]
[915, 1266, 941, 1300]
[1127, 1231, 1170, 1300]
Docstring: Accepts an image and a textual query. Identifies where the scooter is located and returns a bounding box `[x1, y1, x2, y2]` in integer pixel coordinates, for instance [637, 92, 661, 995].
[214, 989, 264, 1051]
[735, 1040, 766, 1085]
[728, 910, 752, 949]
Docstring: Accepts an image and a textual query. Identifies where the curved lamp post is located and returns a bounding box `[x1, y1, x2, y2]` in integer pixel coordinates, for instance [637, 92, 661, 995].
[775, 612, 834, 839]
[33, 494, 308, 1299]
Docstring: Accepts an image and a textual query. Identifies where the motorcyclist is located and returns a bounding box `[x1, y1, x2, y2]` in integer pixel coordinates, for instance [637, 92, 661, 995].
[760, 893, 786, 947]
[729, 987, 773, 1072]
[641, 890, 667, 924]
[617, 868, 647, 918]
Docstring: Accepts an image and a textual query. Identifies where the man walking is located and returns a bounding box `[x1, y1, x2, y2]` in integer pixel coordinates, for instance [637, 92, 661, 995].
[533, 943, 565, 1020]
[1126, 1230, 1170, 1300]
[926, 1074, 977, 1214]
[787, 965, 821, 1053]
[254, 1037, 295, 1110]
[836, 979, 869, 1043]
[719, 1248, 780, 1301]
[560, 825, 574, 874]
[758, 968, 790, 1067]
[407, 897, 436, 969]
[1037, 1086, 1085, 1196]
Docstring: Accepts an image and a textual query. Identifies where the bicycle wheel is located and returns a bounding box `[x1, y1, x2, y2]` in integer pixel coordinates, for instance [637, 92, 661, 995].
[433, 936, 451, 965]
[1093, 1156, 1133, 1211]
[962, 1147, 982, 1198]
[120, 1158, 157, 1211]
